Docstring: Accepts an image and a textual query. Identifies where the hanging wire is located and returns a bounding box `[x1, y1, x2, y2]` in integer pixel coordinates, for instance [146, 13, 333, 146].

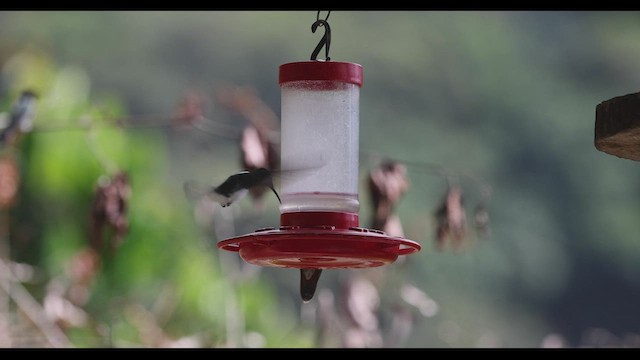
[361, 149, 493, 203]
[81, 117, 119, 175]
[317, 10, 330, 22]
[310, 10, 332, 61]
[0, 113, 243, 142]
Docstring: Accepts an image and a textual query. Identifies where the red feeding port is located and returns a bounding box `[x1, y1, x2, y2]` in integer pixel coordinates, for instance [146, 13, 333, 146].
[218, 212, 421, 269]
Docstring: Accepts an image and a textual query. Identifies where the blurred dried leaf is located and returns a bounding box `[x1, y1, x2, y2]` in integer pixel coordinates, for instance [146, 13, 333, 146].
[43, 280, 90, 330]
[368, 161, 409, 232]
[65, 247, 101, 305]
[314, 289, 342, 347]
[400, 284, 438, 318]
[90, 171, 131, 255]
[0, 258, 72, 347]
[239, 124, 279, 204]
[541, 333, 567, 348]
[434, 185, 467, 251]
[173, 90, 206, 128]
[386, 305, 414, 348]
[340, 276, 383, 348]
[381, 214, 405, 238]
[474, 203, 490, 239]
[216, 85, 279, 134]
[345, 277, 380, 331]
[125, 303, 203, 348]
[241, 125, 268, 169]
[0, 154, 20, 209]
[40, 246, 101, 334]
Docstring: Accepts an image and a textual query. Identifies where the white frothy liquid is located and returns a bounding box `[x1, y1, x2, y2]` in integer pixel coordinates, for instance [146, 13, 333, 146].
[280, 81, 360, 214]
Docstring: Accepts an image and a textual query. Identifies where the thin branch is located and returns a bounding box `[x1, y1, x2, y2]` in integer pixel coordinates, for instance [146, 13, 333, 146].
[84, 123, 119, 175]
[15, 114, 243, 141]
[0, 258, 72, 348]
[190, 117, 242, 140]
[0, 207, 12, 347]
[360, 149, 493, 201]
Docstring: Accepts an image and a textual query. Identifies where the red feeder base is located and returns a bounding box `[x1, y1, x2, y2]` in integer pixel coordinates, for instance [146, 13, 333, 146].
[217, 212, 421, 269]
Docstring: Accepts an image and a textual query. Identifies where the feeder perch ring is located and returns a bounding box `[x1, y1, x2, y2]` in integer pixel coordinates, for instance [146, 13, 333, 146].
[218, 226, 420, 269]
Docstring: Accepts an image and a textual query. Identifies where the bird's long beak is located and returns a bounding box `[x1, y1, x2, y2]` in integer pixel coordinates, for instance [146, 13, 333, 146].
[268, 185, 282, 204]
[262, 176, 281, 204]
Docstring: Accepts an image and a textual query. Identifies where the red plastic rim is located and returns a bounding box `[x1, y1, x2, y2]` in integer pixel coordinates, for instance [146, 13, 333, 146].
[281, 211, 358, 228]
[217, 212, 421, 269]
[279, 61, 363, 87]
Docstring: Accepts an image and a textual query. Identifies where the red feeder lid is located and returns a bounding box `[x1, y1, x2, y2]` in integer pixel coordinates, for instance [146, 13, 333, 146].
[279, 61, 363, 87]
[217, 212, 421, 269]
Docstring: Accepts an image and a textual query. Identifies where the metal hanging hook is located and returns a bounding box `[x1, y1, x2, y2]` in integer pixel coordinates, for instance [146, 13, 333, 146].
[310, 10, 331, 61]
[317, 10, 330, 22]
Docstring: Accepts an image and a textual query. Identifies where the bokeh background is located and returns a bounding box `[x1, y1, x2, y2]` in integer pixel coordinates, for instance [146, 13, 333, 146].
[0, 10, 639, 348]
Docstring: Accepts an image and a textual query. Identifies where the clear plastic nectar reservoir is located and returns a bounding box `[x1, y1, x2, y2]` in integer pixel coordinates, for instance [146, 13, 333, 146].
[279, 61, 363, 214]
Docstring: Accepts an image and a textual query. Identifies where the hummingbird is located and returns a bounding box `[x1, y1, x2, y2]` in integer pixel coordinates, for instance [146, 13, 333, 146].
[300, 268, 323, 303]
[0, 90, 38, 148]
[184, 167, 281, 207]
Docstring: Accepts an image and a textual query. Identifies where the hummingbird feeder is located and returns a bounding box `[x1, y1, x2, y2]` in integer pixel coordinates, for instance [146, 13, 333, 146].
[217, 12, 420, 270]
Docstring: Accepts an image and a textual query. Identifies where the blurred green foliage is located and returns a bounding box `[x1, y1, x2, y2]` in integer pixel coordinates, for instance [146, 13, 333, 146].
[1, 11, 640, 348]
[0, 44, 310, 348]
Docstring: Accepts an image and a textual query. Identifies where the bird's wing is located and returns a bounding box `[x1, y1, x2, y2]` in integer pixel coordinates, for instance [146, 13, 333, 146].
[183, 180, 215, 201]
[269, 161, 329, 187]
